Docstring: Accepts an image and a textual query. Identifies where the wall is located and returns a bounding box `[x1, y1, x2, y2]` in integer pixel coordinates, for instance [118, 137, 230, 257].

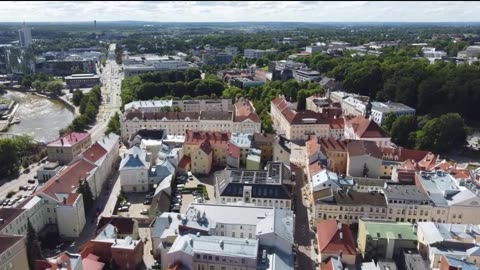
[120, 168, 149, 192]
[0, 236, 29, 270]
[56, 196, 86, 238]
[347, 155, 382, 178]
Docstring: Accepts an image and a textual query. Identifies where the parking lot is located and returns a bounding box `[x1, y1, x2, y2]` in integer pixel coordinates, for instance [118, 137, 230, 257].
[116, 192, 152, 219]
[177, 172, 217, 213]
[0, 182, 40, 208]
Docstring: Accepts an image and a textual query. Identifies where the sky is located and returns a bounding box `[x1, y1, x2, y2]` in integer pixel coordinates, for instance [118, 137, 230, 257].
[2, 1, 480, 23]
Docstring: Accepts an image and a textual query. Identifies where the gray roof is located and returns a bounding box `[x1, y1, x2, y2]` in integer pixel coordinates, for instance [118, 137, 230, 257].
[416, 172, 461, 206]
[261, 250, 294, 270]
[181, 203, 275, 232]
[312, 169, 354, 192]
[256, 208, 294, 244]
[402, 249, 429, 270]
[124, 100, 173, 111]
[417, 222, 480, 245]
[97, 133, 119, 153]
[382, 184, 432, 203]
[371, 101, 415, 113]
[120, 146, 150, 170]
[169, 234, 259, 258]
[443, 255, 479, 270]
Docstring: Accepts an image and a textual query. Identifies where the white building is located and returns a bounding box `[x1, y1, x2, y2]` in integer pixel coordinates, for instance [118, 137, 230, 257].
[121, 105, 261, 142]
[18, 22, 32, 48]
[292, 69, 321, 83]
[215, 162, 293, 209]
[119, 146, 151, 192]
[369, 101, 416, 126]
[306, 42, 327, 54]
[124, 99, 233, 113]
[244, 49, 279, 59]
[225, 46, 238, 56]
[0, 235, 29, 270]
[164, 234, 259, 270]
[123, 54, 192, 77]
[422, 47, 447, 61]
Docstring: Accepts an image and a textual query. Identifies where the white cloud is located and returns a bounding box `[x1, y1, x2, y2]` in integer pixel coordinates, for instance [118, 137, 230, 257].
[0, 1, 478, 22]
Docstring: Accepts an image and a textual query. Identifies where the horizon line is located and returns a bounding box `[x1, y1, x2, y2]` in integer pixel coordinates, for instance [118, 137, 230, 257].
[1, 21, 480, 24]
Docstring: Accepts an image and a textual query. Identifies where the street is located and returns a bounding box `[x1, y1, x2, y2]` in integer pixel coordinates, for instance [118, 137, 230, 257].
[293, 166, 316, 270]
[89, 43, 123, 142]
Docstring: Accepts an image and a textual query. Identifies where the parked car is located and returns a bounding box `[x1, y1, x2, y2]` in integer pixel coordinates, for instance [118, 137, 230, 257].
[143, 200, 152, 205]
[140, 209, 149, 215]
[8, 200, 15, 206]
[118, 206, 129, 212]
[28, 179, 36, 184]
[171, 206, 181, 212]
[2, 200, 9, 206]
[152, 261, 161, 269]
[120, 201, 131, 207]
[176, 184, 185, 189]
[145, 192, 154, 199]
[173, 203, 181, 207]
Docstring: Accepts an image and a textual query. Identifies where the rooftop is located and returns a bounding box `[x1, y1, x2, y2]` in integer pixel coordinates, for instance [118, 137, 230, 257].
[230, 133, 253, 148]
[317, 219, 357, 256]
[169, 234, 259, 258]
[416, 171, 461, 206]
[361, 219, 417, 240]
[47, 132, 90, 147]
[347, 140, 383, 159]
[0, 235, 24, 255]
[96, 217, 136, 236]
[371, 101, 415, 113]
[327, 190, 387, 207]
[383, 184, 431, 203]
[417, 222, 480, 245]
[402, 249, 429, 270]
[346, 116, 387, 139]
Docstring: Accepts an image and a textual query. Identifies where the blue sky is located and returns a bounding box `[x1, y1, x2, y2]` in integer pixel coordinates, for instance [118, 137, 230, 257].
[2, 1, 479, 22]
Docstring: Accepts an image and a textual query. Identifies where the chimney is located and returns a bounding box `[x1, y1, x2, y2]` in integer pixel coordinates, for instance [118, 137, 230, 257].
[63, 197, 67, 205]
[220, 240, 224, 249]
[61, 138, 64, 146]
[449, 223, 452, 232]
[465, 224, 468, 233]
[338, 250, 343, 261]
[339, 232, 343, 240]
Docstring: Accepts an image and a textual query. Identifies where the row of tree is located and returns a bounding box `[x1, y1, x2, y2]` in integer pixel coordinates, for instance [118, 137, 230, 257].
[297, 50, 480, 124]
[120, 69, 223, 106]
[382, 112, 468, 153]
[19, 73, 64, 95]
[0, 135, 39, 177]
[60, 85, 101, 135]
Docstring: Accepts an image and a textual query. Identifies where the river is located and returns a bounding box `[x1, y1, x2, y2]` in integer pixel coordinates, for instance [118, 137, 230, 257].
[1, 90, 74, 143]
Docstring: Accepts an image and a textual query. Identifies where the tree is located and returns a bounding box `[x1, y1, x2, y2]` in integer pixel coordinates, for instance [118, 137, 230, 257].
[26, 220, 43, 270]
[72, 89, 84, 106]
[78, 180, 94, 213]
[390, 115, 417, 148]
[381, 112, 397, 135]
[45, 81, 64, 95]
[363, 163, 369, 177]
[105, 112, 121, 135]
[173, 106, 182, 112]
[296, 90, 308, 111]
[0, 84, 6, 95]
[416, 113, 467, 153]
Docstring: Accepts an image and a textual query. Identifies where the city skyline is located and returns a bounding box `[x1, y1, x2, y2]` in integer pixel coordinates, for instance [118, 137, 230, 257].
[1, 1, 480, 23]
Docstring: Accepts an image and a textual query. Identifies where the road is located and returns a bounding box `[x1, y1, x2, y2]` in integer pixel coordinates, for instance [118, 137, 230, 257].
[89, 43, 123, 142]
[293, 166, 316, 270]
[0, 160, 45, 199]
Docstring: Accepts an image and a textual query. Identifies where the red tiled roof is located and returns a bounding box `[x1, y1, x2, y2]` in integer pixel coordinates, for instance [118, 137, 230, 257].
[48, 132, 90, 147]
[433, 160, 453, 171]
[82, 258, 104, 270]
[166, 262, 182, 270]
[306, 138, 320, 158]
[228, 143, 241, 159]
[35, 260, 57, 270]
[289, 110, 331, 125]
[80, 142, 107, 164]
[35, 159, 95, 201]
[96, 217, 136, 235]
[347, 140, 382, 159]
[309, 162, 323, 176]
[327, 117, 345, 129]
[199, 140, 213, 155]
[319, 137, 348, 153]
[184, 129, 231, 147]
[234, 99, 261, 123]
[316, 219, 357, 256]
[61, 193, 80, 206]
[346, 116, 386, 138]
[381, 147, 431, 162]
[178, 156, 191, 169]
[450, 169, 471, 179]
[418, 153, 438, 171]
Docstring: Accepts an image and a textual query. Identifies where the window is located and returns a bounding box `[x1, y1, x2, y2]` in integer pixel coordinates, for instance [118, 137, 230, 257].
[210, 267, 214, 270]
[232, 232, 235, 237]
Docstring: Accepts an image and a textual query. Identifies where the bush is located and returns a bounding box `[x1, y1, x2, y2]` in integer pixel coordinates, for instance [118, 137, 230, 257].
[6, 191, 16, 198]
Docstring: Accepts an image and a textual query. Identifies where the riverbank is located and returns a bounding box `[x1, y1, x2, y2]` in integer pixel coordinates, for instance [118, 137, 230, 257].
[9, 88, 77, 114]
[0, 90, 75, 143]
[0, 102, 19, 132]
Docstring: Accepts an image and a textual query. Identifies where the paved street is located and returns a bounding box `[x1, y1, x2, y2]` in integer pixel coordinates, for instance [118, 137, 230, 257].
[293, 166, 316, 270]
[89, 43, 123, 142]
[0, 159, 46, 199]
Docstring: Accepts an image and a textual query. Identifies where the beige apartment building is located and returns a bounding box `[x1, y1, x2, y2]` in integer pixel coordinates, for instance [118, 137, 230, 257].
[47, 132, 92, 165]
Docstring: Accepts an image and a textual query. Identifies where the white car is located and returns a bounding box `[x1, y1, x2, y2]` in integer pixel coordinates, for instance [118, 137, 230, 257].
[140, 209, 149, 215]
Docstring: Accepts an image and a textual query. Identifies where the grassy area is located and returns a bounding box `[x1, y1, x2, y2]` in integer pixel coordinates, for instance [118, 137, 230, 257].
[468, 165, 480, 170]
[0, 97, 12, 104]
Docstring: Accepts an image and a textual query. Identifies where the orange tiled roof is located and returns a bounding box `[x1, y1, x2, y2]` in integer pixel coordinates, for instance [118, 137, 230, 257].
[346, 116, 387, 138]
[80, 142, 107, 164]
[316, 219, 357, 256]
